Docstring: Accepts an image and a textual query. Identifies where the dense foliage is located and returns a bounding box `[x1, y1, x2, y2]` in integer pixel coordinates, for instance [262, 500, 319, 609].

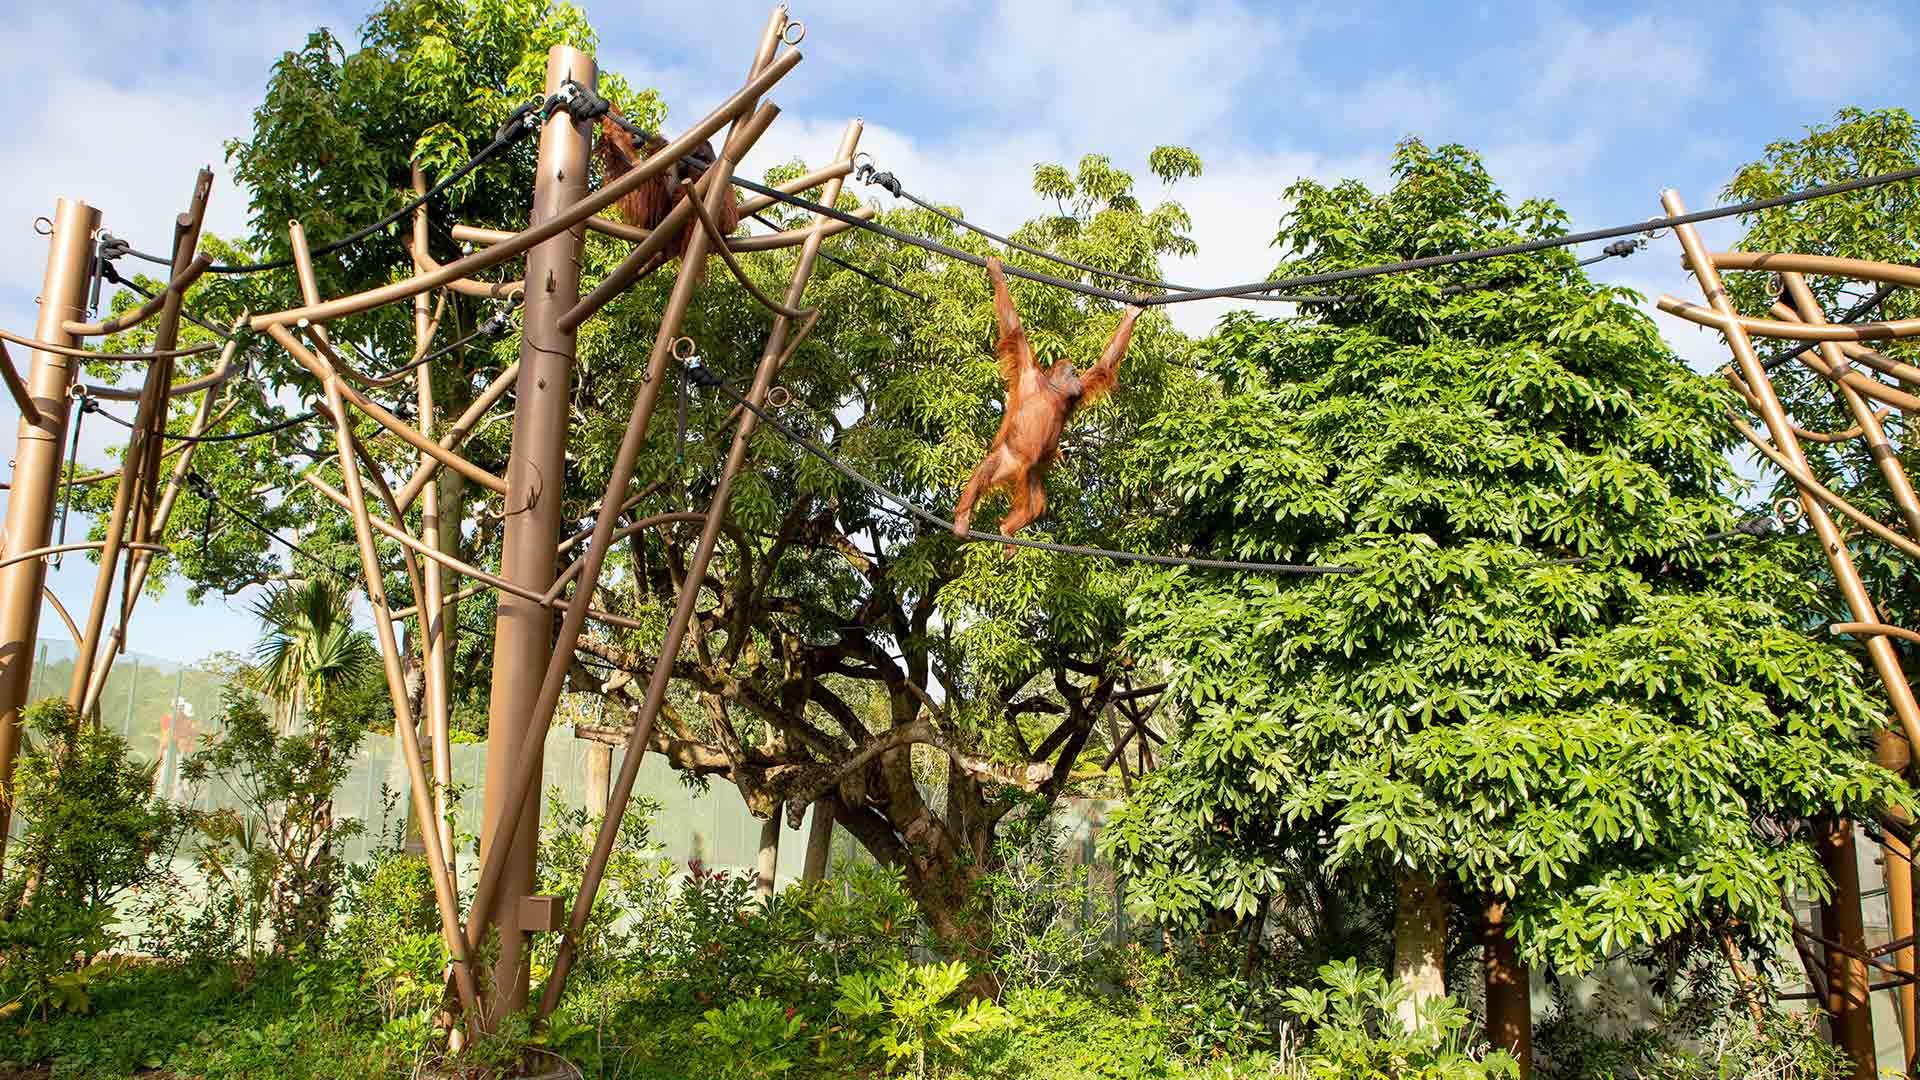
[1103, 141, 1908, 977]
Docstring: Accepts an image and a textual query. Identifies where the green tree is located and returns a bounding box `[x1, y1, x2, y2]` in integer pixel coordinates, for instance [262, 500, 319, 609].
[566, 148, 1203, 959]
[1102, 141, 1908, 1060]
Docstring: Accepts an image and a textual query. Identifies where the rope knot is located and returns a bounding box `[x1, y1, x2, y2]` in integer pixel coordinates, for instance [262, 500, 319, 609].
[686, 364, 724, 390]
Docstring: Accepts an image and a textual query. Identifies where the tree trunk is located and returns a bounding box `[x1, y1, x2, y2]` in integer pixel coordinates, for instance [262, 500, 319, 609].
[1393, 867, 1447, 1031]
[1818, 817, 1878, 1080]
[755, 803, 781, 902]
[585, 741, 611, 823]
[1483, 897, 1532, 1075]
[802, 799, 834, 883]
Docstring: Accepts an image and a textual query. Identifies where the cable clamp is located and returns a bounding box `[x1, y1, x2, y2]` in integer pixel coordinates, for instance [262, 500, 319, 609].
[495, 98, 546, 143]
[1600, 237, 1646, 260]
[855, 163, 903, 197]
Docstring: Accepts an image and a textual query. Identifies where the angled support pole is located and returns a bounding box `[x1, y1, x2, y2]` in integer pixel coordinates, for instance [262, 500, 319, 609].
[413, 167, 458, 867]
[272, 322, 484, 1021]
[79, 329, 247, 716]
[68, 171, 212, 708]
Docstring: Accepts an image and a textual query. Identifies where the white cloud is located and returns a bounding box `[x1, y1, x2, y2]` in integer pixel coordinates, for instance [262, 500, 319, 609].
[1315, 72, 1461, 139]
[1482, 131, 1604, 203]
[1519, 11, 1710, 117]
[1762, 4, 1910, 102]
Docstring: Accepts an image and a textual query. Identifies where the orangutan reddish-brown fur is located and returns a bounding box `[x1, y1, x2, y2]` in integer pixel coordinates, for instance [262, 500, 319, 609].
[596, 109, 739, 268]
[953, 256, 1144, 553]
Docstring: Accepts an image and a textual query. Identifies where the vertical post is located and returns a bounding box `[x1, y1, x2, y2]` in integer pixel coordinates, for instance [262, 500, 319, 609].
[535, 112, 860, 1019]
[1483, 898, 1533, 1075]
[479, 43, 594, 1018]
[1819, 818, 1878, 1078]
[1877, 732, 1917, 1065]
[802, 799, 834, 883]
[0, 197, 101, 867]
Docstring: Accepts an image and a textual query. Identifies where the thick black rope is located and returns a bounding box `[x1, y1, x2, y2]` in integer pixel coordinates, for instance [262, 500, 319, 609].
[86, 394, 318, 445]
[733, 165, 1920, 307]
[185, 471, 351, 580]
[687, 362, 1782, 576]
[862, 166, 1206, 296]
[120, 99, 552, 276]
[862, 168, 1641, 304]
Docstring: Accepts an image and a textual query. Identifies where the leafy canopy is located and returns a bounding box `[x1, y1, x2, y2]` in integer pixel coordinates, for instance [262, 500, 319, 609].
[1104, 140, 1907, 973]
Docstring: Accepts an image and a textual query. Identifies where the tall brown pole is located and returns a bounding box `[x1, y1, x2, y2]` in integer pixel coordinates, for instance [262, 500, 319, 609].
[536, 115, 863, 1019]
[1483, 898, 1532, 1075]
[1879, 733, 1917, 1066]
[1819, 818, 1878, 1079]
[478, 43, 594, 1018]
[0, 198, 101, 865]
[68, 172, 211, 707]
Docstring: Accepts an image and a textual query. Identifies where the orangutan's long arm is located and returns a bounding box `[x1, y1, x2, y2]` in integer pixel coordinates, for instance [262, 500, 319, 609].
[1078, 304, 1144, 407]
[986, 257, 1036, 387]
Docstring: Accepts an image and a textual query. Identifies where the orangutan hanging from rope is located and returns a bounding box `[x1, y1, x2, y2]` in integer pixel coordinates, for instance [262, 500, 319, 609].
[596, 108, 739, 273]
[953, 256, 1144, 553]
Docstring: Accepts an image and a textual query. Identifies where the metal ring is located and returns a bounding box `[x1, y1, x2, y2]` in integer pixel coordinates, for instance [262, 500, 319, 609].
[766, 386, 792, 409]
[1767, 272, 1787, 301]
[32, 217, 52, 236]
[853, 151, 873, 170]
[1642, 217, 1671, 241]
[1773, 497, 1804, 526]
[782, 20, 805, 45]
[67, 383, 87, 401]
[670, 336, 698, 361]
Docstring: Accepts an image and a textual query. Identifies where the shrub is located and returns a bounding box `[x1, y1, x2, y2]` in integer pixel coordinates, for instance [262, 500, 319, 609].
[0, 698, 189, 1019]
[1278, 959, 1518, 1078]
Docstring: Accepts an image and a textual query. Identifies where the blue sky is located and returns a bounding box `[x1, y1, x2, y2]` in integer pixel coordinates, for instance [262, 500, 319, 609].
[0, 0, 1913, 665]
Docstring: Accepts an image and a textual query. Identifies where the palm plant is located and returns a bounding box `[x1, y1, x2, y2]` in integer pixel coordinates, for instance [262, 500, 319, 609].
[249, 577, 377, 731]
